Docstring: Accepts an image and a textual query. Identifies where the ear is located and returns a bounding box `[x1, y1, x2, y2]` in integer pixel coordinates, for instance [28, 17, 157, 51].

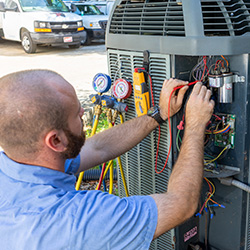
[44, 130, 68, 153]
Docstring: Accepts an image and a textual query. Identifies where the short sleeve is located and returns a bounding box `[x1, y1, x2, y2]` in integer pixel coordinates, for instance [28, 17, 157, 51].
[64, 155, 80, 174]
[70, 191, 158, 249]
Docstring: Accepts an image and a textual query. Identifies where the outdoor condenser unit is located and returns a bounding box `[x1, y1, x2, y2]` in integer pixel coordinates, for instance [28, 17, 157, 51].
[106, 1, 250, 249]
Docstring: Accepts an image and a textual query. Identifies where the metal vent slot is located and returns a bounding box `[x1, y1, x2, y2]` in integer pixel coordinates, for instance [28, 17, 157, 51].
[108, 49, 174, 250]
[201, 1, 250, 36]
[109, 1, 185, 36]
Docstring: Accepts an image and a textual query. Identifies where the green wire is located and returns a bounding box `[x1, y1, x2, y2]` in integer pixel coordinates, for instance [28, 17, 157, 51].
[176, 129, 182, 152]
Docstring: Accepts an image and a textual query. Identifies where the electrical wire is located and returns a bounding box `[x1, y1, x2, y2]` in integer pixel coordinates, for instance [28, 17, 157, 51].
[155, 80, 198, 174]
[204, 146, 228, 165]
[176, 129, 181, 152]
[212, 114, 222, 120]
[213, 124, 230, 134]
[221, 55, 229, 67]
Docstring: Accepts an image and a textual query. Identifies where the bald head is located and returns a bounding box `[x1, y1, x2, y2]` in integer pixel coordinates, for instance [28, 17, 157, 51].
[0, 70, 76, 159]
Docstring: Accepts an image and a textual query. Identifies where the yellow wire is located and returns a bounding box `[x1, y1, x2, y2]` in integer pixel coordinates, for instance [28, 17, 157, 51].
[204, 177, 216, 207]
[204, 146, 228, 165]
[214, 124, 230, 134]
[221, 55, 229, 67]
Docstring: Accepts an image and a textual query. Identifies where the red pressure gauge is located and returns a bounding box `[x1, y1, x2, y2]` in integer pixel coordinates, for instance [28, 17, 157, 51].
[112, 79, 132, 99]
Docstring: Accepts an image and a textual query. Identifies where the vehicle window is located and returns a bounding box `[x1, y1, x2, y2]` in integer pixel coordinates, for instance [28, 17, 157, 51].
[5, 0, 18, 9]
[75, 4, 102, 15]
[19, 0, 69, 12]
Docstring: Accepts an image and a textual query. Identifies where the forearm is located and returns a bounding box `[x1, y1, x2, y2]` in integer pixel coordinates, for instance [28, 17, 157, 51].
[79, 115, 159, 171]
[168, 126, 205, 207]
[151, 125, 205, 238]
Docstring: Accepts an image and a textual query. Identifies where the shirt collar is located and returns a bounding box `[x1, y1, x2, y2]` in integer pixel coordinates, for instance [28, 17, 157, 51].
[0, 151, 76, 191]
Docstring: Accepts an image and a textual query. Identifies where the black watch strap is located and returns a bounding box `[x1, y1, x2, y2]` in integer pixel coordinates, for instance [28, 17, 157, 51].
[147, 105, 165, 125]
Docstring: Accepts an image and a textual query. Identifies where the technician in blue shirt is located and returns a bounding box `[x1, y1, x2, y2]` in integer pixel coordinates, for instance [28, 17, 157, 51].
[0, 70, 214, 250]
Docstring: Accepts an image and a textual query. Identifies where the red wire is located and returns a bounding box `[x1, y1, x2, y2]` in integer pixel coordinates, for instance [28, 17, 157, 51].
[155, 80, 198, 174]
[201, 56, 207, 80]
[204, 177, 212, 193]
[147, 73, 162, 172]
[147, 70, 201, 174]
[96, 162, 106, 190]
[212, 114, 222, 120]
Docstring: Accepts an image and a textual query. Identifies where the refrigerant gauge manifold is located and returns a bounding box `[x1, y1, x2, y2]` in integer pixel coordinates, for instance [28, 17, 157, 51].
[92, 73, 112, 93]
[112, 78, 132, 100]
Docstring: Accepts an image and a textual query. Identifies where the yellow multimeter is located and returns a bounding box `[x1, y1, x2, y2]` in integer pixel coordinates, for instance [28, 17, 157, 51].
[133, 68, 150, 116]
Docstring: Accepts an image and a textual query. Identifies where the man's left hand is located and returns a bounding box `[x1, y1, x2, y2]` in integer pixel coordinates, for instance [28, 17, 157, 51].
[159, 78, 189, 120]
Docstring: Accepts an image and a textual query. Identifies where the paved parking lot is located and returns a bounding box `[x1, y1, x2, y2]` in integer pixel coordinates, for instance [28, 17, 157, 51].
[0, 39, 108, 107]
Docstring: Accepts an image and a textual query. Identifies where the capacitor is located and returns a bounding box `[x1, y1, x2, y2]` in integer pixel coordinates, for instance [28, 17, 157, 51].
[218, 72, 233, 103]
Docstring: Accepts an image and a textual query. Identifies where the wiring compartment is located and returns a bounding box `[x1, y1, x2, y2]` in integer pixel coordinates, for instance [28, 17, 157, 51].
[213, 114, 235, 149]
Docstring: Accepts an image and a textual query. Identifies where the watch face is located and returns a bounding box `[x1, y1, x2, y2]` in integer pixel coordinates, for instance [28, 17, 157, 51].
[148, 106, 164, 124]
[148, 106, 157, 115]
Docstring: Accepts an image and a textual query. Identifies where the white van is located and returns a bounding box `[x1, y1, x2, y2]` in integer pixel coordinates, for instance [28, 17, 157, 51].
[0, 0, 86, 53]
[65, 1, 108, 45]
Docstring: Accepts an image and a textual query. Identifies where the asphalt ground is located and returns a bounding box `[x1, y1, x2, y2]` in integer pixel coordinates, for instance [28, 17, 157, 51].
[0, 39, 108, 107]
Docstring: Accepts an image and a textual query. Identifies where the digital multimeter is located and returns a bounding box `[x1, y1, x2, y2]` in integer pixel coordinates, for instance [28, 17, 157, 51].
[133, 68, 150, 116]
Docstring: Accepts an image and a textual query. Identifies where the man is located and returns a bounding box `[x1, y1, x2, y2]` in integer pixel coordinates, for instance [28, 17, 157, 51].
[0, 69, 214, 249]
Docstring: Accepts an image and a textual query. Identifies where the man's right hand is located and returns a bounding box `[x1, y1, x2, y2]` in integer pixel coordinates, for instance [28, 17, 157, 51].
[186, 82, 215, 130]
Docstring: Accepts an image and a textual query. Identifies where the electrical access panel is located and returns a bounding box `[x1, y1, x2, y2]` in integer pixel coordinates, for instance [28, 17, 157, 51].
[172, 54, 249, 250]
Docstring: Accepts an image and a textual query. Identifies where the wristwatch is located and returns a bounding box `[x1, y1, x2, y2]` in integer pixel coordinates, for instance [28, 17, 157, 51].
[147, 105, 165, 125]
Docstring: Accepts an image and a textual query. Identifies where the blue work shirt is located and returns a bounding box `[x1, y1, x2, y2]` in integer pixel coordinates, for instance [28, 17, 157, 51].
[0, 151, 158, 250]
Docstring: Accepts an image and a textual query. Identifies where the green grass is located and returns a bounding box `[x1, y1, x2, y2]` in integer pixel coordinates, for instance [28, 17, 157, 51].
[84, 109, 117, 169]
[85, 110, 109, 138]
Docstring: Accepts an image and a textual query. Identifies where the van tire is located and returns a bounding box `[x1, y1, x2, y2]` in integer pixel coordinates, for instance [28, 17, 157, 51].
[81, 34, 91, 45]
[21, 32, 37, 53]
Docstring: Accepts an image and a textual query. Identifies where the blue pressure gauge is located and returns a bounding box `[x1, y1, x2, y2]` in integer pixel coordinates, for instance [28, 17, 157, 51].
[92, 73, 112, 93]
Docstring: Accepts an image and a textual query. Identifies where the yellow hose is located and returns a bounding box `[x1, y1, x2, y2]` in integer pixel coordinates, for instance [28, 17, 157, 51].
[102, 160, 113, 179]
[75, 171, 84, 190]
[91, 117, 99, 137]
[117, 156, 129, 197]
[95, 160, 112, 191]
[108, 115, 129, 196]
[119, 114, 124, 124]
[75, 117, 99, 190]
[109, 162, 113, 194]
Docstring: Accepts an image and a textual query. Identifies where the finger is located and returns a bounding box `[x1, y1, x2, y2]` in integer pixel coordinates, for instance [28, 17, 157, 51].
[209, 99, 215, 109]
[191, 82, 202, 95]
[164, 78, 189, 89]
[198, 85, 207, 99]
[204, 89, 212, 102]
[176, 85, 189, 107]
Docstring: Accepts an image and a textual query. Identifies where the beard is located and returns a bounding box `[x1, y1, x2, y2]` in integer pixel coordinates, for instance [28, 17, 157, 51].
[61, 126, 86, 160]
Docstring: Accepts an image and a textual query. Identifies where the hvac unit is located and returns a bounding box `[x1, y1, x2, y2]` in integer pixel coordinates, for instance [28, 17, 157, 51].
[106, 1, 250, 249]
